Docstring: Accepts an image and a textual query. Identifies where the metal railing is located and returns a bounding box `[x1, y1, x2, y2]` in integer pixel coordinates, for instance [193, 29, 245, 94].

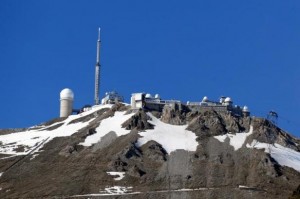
[145, 99, 181, 104]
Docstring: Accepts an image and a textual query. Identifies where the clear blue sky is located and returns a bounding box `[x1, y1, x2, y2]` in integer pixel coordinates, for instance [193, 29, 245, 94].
[0, 1, 299, 137]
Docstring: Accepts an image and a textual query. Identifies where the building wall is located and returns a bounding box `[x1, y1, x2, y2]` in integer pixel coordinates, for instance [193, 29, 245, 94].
[188, 105, 228, 112]
[187, 104, 244, 116]
[144, 102, 165, 112]
[60, 99, 73, 117]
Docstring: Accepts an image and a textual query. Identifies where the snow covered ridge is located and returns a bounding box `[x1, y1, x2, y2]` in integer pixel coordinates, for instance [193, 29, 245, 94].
[0, 104, 113, 157]
[247, 140, 300, 172]
[0, 104, 198, 159]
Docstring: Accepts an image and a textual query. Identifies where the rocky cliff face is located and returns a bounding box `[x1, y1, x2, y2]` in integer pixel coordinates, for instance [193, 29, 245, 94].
[0, 103, 299, 199]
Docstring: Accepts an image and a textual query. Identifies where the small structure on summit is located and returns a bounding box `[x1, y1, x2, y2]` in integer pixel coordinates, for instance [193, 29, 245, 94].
[242, 106, 250, 117]
[101, 91, 124, 105]
[267, 110, 278, 125]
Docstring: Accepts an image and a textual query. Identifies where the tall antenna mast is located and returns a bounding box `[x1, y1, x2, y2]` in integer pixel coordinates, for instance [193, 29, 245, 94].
[94, 27, 101, 105]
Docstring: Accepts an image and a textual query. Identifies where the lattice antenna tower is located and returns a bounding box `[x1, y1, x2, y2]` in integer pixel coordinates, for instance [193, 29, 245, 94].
[267, 110, 278, 125]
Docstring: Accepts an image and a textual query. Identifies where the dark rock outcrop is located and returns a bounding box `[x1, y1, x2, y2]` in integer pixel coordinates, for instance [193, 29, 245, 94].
[140, 140, 168, 162]
[186, 110, 251, 139]
[122, 110, 154, 131]
[249, 118, 300, 151]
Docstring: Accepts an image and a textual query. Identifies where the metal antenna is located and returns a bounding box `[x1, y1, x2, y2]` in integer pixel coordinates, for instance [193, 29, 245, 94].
[95, 27, 101, 105]
[267, 110, 278, 125]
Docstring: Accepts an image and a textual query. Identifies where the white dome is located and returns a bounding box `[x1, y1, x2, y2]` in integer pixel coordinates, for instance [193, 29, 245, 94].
[145, 93, 152, 98]
[224, 97, 232, 103]
[154, 94, 160, 99]
[243, 106, 249, 112]
[202, 96, 209, 102]
[60, 88, 74, 100]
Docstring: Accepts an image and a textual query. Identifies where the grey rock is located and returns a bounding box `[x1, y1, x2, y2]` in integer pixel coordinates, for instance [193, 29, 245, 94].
[92, 131, 118, 152]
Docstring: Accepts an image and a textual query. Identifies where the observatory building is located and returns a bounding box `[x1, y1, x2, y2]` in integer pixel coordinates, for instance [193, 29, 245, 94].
[131, 93, 250, 117]
[60, 88, 74, 117]
[187, 96, 250, 116]
[131, 93, 180, 112]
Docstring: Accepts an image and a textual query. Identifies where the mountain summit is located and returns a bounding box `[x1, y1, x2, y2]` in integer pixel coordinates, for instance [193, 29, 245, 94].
[0, 103, 299, 198]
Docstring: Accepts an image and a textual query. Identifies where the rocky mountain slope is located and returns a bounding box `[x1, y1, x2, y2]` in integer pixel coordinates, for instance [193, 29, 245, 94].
[0, 103, 300, 199]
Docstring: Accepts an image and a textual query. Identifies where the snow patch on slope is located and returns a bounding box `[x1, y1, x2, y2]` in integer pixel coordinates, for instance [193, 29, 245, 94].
[73, 186, 139, 197]
[247, 140, 300, 172]
[136, 113, 198, 153]
[106, 172, 126, 181]
[104, 186, 133, 194]
[214, 126, 253, 150]
[79, 111, 134, 146]
[79, 112, 198, 153]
